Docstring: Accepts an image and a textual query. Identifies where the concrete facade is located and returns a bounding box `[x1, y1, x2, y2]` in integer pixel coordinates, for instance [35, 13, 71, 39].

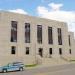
[0, 11, 75, 66]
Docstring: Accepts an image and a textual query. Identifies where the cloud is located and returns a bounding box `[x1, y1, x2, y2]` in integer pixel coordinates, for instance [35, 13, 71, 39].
[37, 3, 75, 37]
[37, 6, 49, 15]
[9, 9, 28, 14]
[48, 2, 63, 11]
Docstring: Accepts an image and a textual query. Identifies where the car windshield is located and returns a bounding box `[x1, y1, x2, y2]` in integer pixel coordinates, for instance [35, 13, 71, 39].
[13, 62, 23, 65]
[7, 63, 13, 67]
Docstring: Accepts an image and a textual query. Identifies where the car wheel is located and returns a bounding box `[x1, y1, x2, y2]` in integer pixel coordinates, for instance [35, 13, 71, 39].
[3, 69, 7, 73]
[19, 68, 23, 71]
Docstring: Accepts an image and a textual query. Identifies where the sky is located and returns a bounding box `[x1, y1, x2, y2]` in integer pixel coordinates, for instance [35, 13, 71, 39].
[0, 0, 75, 37]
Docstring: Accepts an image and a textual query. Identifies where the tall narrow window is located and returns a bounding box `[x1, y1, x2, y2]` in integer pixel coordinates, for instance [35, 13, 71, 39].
[48, 27, 53, 44]
[11, 46, 16, 54]
[59, 48, 62, 55]
[37, 25, 42, 44]
[26, 47, 29, 55]
[49, 48, 52, 55]
[57, 28, 62, 45]
[25, 23, 30, 43]
[11, 21, 17, 42]
[69, 49, 71, 54]
[68, 35, 71, 46]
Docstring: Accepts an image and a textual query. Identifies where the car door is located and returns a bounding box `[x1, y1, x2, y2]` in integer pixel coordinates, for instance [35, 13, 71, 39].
[12, 64, 19, 71]
[7, 64, 15, 71]
[7, 64, 18, 71]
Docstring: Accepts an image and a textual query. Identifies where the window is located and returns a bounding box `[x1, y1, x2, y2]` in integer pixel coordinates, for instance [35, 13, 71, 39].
[11, 46, 16, 54]
[37, 25, 42, 44]
[11, 21, 17, 42]
[57, 28, 62, 45]
[69, 49, 71, 54]
[68, 35, 71, 46]
[49, 48, 52, 55]
[38, 48, 43, 57]
[26, 47, 29, 55]
[48, 27, 53, 44]
[59, 48, 62, 55]
[25, 23, 30, 43]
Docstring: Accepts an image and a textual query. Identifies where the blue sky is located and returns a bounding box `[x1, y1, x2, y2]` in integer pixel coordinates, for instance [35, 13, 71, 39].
[0, 0, 75, 16]
[0, 0, 75, 36]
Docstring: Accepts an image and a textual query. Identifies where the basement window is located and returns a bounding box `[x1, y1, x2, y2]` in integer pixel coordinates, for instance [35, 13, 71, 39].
[69, 49, 71, 54]
[59, 48, 62, 55]
[11, 46, 16, 54]
[26, 47, 29, 55]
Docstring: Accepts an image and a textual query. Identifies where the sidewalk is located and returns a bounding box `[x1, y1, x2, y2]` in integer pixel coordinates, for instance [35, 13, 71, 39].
[26, 61, 74, 70]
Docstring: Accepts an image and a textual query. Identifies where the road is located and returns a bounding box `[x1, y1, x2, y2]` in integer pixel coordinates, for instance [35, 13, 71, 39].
[0, 63, 75, 75]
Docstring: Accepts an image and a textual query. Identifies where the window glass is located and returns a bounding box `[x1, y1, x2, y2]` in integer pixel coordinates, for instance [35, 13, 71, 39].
[25, 23, 30, 43]
[11, 21, 17, 42]
[37, 25, 42, 44]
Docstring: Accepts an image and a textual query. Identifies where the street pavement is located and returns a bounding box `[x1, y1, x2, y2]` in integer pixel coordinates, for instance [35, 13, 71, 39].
[0, 63, 75, 75]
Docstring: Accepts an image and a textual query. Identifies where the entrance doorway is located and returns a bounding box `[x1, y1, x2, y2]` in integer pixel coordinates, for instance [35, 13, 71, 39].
[38, 48, 43, 57]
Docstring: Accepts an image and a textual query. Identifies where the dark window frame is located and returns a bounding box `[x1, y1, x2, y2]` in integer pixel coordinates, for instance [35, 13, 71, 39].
[69, 49, 71, 54]
[57, 28, 62, 45]
[11, 46, 16, 54]
[11, 21, 17, 42]
[68, 35, 71, 46]
[59, 48, 62, 55]
[26, 47, 29, 55]
[25, 23, 30, 43]
[48, 27, 53, 44]
[38, 48, 43, 57]
[37, 25, 42, 44]
[49, 48, 52, 55]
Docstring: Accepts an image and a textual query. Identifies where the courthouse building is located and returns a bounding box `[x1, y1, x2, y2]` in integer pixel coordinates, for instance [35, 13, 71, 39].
[0, 11, 75, 65]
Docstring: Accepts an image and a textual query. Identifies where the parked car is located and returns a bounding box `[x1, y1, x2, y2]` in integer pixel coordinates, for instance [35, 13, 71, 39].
[0, 62, 25, 73]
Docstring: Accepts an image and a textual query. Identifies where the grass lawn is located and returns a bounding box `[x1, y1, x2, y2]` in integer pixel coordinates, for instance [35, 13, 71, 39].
[25, 64, 38, 67]
[70, 60, 75, 62]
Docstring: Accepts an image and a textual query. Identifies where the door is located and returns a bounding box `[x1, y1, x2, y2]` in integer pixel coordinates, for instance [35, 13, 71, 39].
[7, 64, 19, 71]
